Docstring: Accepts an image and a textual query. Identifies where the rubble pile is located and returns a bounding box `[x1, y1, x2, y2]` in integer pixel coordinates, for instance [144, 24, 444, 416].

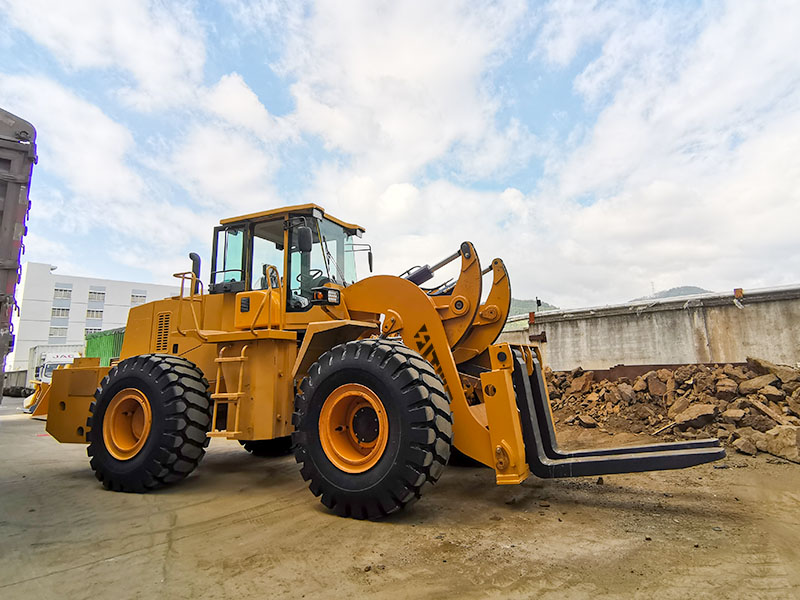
[546, 357, 800, 463]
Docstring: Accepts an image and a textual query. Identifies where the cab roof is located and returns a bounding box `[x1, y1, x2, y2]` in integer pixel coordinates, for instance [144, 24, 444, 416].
[220, 203, 365, 234]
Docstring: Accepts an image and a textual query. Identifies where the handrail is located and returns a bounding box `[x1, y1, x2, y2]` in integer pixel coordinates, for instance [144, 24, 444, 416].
[172, 271, 207, 340]
[249, 293, 268, 336]
[249, 264, 282, 335]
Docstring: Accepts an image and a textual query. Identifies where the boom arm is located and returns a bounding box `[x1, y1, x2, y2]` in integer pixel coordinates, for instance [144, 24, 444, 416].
[343, 269, 725, 485]
[343, 276, 497, 470]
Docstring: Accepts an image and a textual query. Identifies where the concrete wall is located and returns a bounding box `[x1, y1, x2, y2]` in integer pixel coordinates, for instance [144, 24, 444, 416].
[500, 286, 800, 371]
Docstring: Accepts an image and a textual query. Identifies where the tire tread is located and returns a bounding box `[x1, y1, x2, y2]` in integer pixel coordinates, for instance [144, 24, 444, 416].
[292, 338, 453, 519]
[86, 354, 212, 493]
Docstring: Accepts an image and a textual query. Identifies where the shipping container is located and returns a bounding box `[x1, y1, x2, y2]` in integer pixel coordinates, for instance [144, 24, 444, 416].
[85, 327, 125, 367]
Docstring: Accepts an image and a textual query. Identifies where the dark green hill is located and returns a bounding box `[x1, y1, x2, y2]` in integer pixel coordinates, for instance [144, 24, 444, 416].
[631, 286, 712, 302]
[509, 297, 558, 317]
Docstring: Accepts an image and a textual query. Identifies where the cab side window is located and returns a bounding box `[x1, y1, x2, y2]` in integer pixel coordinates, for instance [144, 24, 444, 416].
[286, 224, 330, 311]
[251, 220, 284, 290]
[211, 226, 246, 293]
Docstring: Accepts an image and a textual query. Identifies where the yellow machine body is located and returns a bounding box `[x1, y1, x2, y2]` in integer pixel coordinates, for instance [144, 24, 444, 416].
[42, 202, 724, 490]
[46, 358, 109, 443]
[43, 203, 531, 484]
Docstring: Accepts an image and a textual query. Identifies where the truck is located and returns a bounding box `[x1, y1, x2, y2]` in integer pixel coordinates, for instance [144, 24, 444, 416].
[0, 108, 37, 399]
[30, 347, 83, 383]
[22, 344, 83, 414]
[3, 368, 31, 396]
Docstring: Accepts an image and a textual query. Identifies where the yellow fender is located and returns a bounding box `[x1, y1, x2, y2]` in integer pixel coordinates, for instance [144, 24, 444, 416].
[344, 275, 494, 467]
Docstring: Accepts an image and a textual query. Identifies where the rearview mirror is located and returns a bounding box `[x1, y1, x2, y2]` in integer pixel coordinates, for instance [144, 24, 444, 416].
[368, 250, 373, 273]
[297, 226, 313, 253]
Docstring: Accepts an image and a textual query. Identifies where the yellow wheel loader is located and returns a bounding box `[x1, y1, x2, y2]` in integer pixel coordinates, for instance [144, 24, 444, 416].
[43, 204, 724, 518]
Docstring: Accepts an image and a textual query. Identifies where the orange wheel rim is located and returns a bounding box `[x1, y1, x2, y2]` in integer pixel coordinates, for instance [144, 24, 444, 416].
[103, 388, 152, 460]
[319, 383, 389, 473]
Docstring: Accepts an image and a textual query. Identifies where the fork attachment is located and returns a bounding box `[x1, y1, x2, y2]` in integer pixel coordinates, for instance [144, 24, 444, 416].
[511, 353, 726, 478]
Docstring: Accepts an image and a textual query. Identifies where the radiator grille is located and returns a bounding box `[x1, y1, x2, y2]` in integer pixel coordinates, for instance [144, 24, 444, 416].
[155, 312, 171, 352]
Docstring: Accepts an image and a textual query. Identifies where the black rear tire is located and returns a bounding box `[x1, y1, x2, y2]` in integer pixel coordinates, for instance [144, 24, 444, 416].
[239, 437, 293, 457]
[292, 339, 452, 519]
[87, 354, 212, 492]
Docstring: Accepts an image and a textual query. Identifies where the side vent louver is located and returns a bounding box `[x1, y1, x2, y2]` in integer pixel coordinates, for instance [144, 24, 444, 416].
[155, 312, 171, 352]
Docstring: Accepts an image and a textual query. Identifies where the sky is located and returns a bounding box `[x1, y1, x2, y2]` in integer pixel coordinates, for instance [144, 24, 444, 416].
[1, 0, 798, 309]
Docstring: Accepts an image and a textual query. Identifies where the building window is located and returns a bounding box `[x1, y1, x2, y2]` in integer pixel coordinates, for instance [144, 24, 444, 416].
[86, 309, 104, 319]
[131, 293, 147, 305]
[54, 288, 72, 300]
[88, 291, 106, 302]
[85, 328, 101, 336]
[49, 326, 67, 337]
[51, 307, 70, 318]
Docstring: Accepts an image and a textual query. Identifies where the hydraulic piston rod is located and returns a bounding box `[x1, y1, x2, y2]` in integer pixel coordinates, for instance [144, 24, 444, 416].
[404, 246, 464, 286]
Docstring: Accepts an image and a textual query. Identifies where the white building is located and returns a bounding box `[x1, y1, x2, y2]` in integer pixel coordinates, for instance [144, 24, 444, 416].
[7, 262, 179, 371]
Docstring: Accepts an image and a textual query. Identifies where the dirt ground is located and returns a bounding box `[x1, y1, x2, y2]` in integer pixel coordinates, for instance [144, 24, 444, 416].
[2, 396, 799, 600]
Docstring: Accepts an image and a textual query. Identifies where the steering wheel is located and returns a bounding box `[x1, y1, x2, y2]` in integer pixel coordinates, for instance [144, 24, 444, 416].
[296, 269, 323, 283]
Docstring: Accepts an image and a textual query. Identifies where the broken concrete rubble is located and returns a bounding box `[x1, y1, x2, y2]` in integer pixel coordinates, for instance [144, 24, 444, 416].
[733, 437, 757, 456]
[714, 378, 738, 401]
[764, 425, 800, 463]
[759, 385, 784, 402]
[738, 373, 778, 395]
[546, 356, 800, 462]
[566, 372, 593, 395]
[646, 371, 667, 397]
[747, 357, 800, 384]
[674, 404, 717, 429]
[722, 408, 745, 424]
[668, 397, 690, 419]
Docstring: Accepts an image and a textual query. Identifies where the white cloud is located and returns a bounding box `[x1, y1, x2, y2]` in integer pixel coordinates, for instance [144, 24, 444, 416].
[527, 0, 800, 306]
[0, 74, 142, 213]
[272, 0, 535, 182]
[300, 167, 533, 291]
[3, 0, 799, 311]
[219, 0, 546, 290]
[0, 73, 213, 280]
[221, 0, 306, 38]
[1, 0, 205, 110]
[168, 123, 281, 215]
[204, 73, 296, 143]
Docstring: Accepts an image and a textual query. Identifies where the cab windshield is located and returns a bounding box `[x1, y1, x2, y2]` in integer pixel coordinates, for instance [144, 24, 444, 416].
[317, 218, 357, 286]
[286, 218, 358, 311]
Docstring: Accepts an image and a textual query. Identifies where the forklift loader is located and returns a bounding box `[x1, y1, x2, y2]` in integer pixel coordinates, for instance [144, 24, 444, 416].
[43, 204, 724, 519]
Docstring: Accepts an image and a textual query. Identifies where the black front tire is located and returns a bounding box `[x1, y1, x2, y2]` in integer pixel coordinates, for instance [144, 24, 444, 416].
[292, 339, 453, 519]
[87, 354, 213, 492]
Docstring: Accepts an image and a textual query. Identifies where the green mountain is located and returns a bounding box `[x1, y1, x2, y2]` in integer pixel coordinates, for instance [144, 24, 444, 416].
[631, 286, 712, 302]
[509, 297, 558, 317]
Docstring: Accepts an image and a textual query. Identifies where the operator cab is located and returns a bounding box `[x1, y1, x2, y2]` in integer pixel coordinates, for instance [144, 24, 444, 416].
[208, 204, 370, 312]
